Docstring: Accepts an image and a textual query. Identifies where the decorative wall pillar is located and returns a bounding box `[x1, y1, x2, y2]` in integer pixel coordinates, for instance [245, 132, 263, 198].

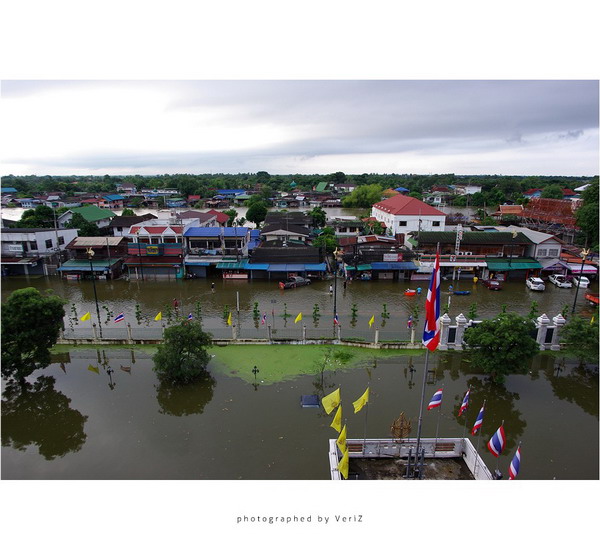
[126, 322, 133, 344]
[439, 313, 452, 350]
[454, 313, 468, 348]
[302, 324, 307, 343]
[551, 313, 566, 351]
[536, 314, 550, 350]
[374, 328, 380, 345]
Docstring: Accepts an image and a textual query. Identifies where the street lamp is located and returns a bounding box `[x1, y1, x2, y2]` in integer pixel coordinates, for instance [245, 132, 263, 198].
[572, 248, 590, 313]
[252, 365, 259, 391]
[86, 247, 103, 338]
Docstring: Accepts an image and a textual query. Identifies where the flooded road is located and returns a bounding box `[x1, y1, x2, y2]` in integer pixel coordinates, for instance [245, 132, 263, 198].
[1, 347, 597, 480]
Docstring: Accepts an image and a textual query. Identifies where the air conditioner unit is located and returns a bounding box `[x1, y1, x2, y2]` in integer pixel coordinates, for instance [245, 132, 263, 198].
[497, 252, 504, 257]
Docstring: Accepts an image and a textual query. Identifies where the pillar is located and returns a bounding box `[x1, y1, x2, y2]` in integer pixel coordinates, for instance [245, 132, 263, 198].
[439, 313, 452, 350]
[454, 313, 468, 348]
[267, 324, 272, 342]
[126, 322, 133, 344]
[92, 323, 98, 341]
[302, 324, 307, 343]
[536, 314, 550, 350]
[374, 328, 379, 345]
[551, 313, 566, 351]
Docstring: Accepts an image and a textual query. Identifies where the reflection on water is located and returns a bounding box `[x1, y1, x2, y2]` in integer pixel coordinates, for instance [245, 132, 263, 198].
[1, 376, 88, 460]
[1, 348, 597, 479]
[156, 377, 216, 416]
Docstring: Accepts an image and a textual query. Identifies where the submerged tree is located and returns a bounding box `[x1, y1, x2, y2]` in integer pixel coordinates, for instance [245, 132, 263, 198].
[153, 322, 213, 385]
[462, 312, 539, 383]
[560, 316, 599, 364]
[1, 288, 66, 383]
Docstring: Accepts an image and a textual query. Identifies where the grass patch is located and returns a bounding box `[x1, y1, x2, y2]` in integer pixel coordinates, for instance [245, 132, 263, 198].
[209, 344, 424, 384]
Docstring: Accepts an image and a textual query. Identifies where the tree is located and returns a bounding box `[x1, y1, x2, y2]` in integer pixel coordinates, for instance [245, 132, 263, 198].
[560, 316, 599, 364]
[328, 171, 346, 184]
[256, 171, 271, 183]
[341, 184, 384, 208]
[153, 322, 213, 385]
[224, 209, 238, 227]
[246, 201, 268, 226]
[65, 212, 101, 236]
[308, 206, 327, 228]
[576, 178, 599, 250]
[18, 205, 57, 228]
[462, 312, 539, 383]
[541, 185, 564, 199]
[121, 208, 136, 217]
[1, 288, 67, 383]
[312, 226, 337, 253]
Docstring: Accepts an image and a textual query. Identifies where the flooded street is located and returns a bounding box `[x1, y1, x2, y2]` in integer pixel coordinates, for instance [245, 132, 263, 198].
[1, 347, 597, 480]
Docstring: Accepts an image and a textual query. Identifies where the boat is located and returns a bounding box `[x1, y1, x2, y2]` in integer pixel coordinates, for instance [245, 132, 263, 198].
[404, 289, 417, 296]
[453, 290, 471, 295]
[585, 293, 599, 306]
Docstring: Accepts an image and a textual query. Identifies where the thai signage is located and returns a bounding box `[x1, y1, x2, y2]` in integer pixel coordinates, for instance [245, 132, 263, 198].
[7, 244, 22, 252]
[383, 253, 403, 262]
[146, 245, 160, 255]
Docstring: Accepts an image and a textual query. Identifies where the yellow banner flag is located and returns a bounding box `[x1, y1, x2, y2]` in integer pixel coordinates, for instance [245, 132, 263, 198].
[294, 312, 303, 323]
[154, 311, 162, 321]
[321, 388, 341, 414]
[338, 448, 349, 479]
[330, 404, 342, 433]
[80, 312, 91, 321]
[336, 425, 347, 454]
[591, 315, 595, 325]
[87, 364, 99, 373]
[368, 315, 374, 328]
[227, 312, 232, 326]
[353, 387, 370, 413]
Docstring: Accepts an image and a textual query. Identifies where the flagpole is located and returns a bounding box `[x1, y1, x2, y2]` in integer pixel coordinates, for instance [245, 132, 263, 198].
[461, 385, 470, 440]
[414, 348, 430, 477]
[433, 383, 443, 458]
[496, 419, 504, 472]
[362, 383, 370, 457]
[473, 399, 486, 478]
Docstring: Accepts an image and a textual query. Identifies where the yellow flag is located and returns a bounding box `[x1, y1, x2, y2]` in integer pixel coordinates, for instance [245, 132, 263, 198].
[80, 312, 91, 321]
[330, 404, 342, 433]
[227, 312, 232, 326]
[338, 448, 349, 479]
[321, 388, 341, 414]
[591, 316, 595, 325]
[336, 425, 347, 454]
[368, 315, 374, 328]
[154, 311, 162, 321]
[87, 364, 99, 373]
[294, 312, 303, 323]
[353, 387, 370, 413]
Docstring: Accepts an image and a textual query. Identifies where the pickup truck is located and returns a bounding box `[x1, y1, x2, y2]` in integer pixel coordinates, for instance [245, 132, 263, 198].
[279, 276, 311, 289]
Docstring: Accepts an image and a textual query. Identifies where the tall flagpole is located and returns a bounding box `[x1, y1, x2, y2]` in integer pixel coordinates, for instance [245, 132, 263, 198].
[461, 385, 470, 440]
[473, 399, 486, 478]
[496, 419, 505, 473]
[433, 383, 444, 457]
[413, 348, 430, 476]
[362, 383, 370, 456]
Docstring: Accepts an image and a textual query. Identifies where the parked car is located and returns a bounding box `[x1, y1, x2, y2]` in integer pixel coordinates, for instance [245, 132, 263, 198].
[548, 274, 572, 288]
[482, 279, 502, 290]
[572, 276, 590, 289]
[526, 277, 546, 291]
[279, 276, 311, 289]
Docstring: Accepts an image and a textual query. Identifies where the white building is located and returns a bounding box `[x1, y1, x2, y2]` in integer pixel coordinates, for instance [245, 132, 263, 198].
[371, 194, 446, 237]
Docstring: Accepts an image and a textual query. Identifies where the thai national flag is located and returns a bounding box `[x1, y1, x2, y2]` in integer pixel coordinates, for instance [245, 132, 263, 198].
[261, 313, 266, 325]
[427, 388, 443, 410]
[509, 446, 521, 480]
[487, 424, 506, 457]
[422, 253, 441, 351]
[187, 313, 193, 321]
[114, 313, 125, 323]
[407, 315, 413, 329]
[458, 389, 470, 417]
[472, 404, 485, 435]
[334, 313, 340, 326]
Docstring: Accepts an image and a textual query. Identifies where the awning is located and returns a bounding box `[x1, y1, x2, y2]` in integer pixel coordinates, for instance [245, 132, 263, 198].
[486, 258, 542, 271]
[371, 262, 418, 271]
[561, 261, 598, 274]
[344, 263, 371, 272]
[1, 257, 40, 265]
[184, 261, 212, 266]
[216, 259, 249, 270]
[245, 263, 270, 270]
[304, 263, 327, 271]
[58, 258, 122, 271]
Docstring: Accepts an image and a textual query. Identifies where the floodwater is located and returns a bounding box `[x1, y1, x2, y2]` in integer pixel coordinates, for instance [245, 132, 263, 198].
[1, 347, 597, 480]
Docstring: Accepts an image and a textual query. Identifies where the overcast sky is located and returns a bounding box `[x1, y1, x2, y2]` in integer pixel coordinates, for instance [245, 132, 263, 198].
[2, 80, 598, 177]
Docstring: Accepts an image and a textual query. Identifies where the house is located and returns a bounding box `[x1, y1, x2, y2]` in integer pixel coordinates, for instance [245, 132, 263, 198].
[99, 194, 125, 210]
[334, 183, 356, 193]
[109, 213, 158, 237]
[327, 217, 363, 237]
[174, 210, 218, 227]
[59, 236, 129, 280]
[492, 205, 524, 219]
[1, 227, 78, 276]
[519, 198, 582, 244]
[116, 182, 138, 194]
[260, 223, 310, 244]
[247, 245, 326, 281]
[371, 194, 446, 236]
[453, 184, 482, 195]
[205, 209, 230, 226]
[57, 206, 116, 229]
[187, 194, 201, 205]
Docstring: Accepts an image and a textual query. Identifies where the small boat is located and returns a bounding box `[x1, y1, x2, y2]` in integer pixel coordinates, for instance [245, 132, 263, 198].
[585, 293, 599, 306]
[453, 290, 471, 296]
[404, 289, 417, 296]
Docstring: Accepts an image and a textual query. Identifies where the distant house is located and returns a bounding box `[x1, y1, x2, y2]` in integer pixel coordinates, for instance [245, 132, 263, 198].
[187, 194, 201, 205]
[109, 213, 158, 237]
[260, 223, 310, 244]
[334, 183, 356, 193]
[453, 184, 482, 195]
[60, 236, 129, 279]
[99, 194, 125, 209]
[116, 182, 138, 194]
[371, 194, 446, 236]
[328, 217, 363, 237]
[175, 210, 218, 227]
[57, 206, 116, 229]
[492, 204, 524, 218]
[1, 187, 17, 194]
[205, 209, 230, 226]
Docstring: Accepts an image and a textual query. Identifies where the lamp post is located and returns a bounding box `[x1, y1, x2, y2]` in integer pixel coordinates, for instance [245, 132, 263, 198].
[572, 248, 590, 313]
[252, 365, 259, 391]
[332, 248, 342, 331]
[86, 247, 103, 338]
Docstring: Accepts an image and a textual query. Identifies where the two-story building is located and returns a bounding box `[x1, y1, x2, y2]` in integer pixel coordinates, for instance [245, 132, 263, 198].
[371, 194, 447, 237]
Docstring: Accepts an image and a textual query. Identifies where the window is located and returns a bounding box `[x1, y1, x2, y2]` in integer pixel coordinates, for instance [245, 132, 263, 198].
[45, 239, 53, 249]
[548, 249, 559, 257]
[398, 221, 407, 227]
[432, 221, 440, 227]
[58, 236, 64, 245]
[29, 241, 37, 250]
[537, 249, 548, 257]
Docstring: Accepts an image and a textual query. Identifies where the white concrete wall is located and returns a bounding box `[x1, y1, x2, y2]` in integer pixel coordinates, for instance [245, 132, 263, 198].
[371, 207, 446, 236]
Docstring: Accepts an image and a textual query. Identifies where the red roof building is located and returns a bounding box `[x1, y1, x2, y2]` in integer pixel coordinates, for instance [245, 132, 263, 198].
[371, 194, 446, 236]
